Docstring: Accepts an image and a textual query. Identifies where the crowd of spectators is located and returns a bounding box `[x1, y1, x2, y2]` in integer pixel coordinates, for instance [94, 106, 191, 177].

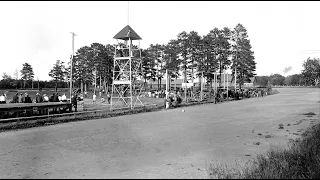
[161, 87, 270, 109]
[7, 92, 69, 104]
[214, 88, 268, 103]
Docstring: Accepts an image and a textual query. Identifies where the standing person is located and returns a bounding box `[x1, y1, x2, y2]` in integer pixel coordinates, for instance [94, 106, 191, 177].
[220, 90, 224, 102]
[235, 90, 240, 100]
[107, 92, 111, 104]
[72, 93, 78, 112]
[84, 91, 87, 98]
[92, 93, 96, 104]
[99, 91, 102, 98]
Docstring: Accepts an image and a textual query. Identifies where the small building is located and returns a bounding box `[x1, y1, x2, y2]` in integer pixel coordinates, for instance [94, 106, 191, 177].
[147, 78, 184, 90]
[243, 77, 257, 87]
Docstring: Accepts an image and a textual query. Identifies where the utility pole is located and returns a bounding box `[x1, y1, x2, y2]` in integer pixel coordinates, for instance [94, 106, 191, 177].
[184, 60, 187, 103]
[235, 52, 237, 91]
[94, 66, 97, 95]
[70, 32, 76, 103]
[223, 70, 226, 90]
[234, 33, 239, 91]
[226, 70, 229, 99]
[166, 68, 168, 99]
[201, 71, 204, 101]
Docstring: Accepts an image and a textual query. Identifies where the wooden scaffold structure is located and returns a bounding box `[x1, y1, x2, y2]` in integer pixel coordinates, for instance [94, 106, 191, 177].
[110, 25, 145, 110]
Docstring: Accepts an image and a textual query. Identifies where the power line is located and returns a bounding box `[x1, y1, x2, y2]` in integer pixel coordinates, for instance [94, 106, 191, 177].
[299, 50, 320, 54]
[300, 50, 320, 52]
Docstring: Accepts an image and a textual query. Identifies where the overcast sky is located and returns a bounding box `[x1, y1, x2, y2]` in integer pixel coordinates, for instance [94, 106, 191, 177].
[1, 1, 320, 81]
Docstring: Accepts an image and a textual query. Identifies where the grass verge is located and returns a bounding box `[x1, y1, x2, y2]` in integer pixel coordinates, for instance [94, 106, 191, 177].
[207, 123, 320, 179]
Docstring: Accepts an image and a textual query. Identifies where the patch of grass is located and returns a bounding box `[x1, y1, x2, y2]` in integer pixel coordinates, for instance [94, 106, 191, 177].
[207, 159, 253, 179]
[207, 123, 320, 179]
[265, 135, 272, 138]
[278, 124, 284, 129]
[302, 112, 316, 116]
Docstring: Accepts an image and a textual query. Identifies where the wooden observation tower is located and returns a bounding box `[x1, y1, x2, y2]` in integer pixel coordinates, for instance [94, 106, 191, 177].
[111, 25, 144, 110]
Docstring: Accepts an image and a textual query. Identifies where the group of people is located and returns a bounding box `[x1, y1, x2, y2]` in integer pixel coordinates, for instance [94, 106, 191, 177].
[207, 88, 268, 103]
[147, 90, 166, 98]
[162, 87, 269, 108]
[165, 91, 183, 108]
[8, 92, 68, 104]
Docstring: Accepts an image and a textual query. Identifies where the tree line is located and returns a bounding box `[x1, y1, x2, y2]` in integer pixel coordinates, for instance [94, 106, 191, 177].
[255, 57, 320, 87]
[1, 23, 319, 90]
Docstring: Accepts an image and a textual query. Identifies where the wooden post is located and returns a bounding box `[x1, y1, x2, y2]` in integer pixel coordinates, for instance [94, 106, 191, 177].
[129, 39, 133, 109]
[201, 71, 204, 101]
[224, 71, 225, 90]
[166, 69, 168, 99]
[227, 71, 229, 99]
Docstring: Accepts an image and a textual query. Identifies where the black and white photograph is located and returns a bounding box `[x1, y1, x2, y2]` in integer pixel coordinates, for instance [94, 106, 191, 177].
[0, 1, 319, 179]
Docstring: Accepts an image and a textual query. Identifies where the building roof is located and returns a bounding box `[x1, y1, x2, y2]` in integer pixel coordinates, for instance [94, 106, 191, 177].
[113, 25, 142, 40]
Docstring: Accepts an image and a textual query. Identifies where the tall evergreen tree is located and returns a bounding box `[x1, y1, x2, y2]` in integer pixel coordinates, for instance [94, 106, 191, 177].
[230, 23, 256, 89]
[20, 63, 34, 89]
[48, 60, 66, 92]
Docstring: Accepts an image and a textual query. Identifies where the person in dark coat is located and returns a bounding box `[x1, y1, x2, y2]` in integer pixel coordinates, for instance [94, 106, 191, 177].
[54, 93, 59, 102]
[107, 92, 111, 104]
[24, 93, 32, 103]
[12, 93, 19, 103]
[235, 90, 240, 100]
[49, 93, 55, 102]
[72, 93, 78, 112]
[35, 93, 43, 103]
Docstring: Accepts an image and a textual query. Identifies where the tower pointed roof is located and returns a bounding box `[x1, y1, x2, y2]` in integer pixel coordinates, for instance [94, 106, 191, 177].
[113, 25, 142, 40]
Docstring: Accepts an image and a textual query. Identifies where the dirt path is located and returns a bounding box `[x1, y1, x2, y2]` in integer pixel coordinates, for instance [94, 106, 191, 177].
[0, 88, 319, 179]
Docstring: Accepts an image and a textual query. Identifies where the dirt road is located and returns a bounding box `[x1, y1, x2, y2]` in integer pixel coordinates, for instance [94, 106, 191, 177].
[0, 88, 319, 179]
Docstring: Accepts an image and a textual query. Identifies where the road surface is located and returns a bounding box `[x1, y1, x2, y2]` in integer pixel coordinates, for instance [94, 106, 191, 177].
[0, 88, 319, 178]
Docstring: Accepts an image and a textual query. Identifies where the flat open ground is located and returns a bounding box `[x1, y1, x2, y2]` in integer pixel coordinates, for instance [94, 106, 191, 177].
[0, 88, 319, 179]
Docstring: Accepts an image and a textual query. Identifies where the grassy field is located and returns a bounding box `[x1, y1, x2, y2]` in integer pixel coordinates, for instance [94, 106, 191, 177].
[207, 117, 320, 179]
